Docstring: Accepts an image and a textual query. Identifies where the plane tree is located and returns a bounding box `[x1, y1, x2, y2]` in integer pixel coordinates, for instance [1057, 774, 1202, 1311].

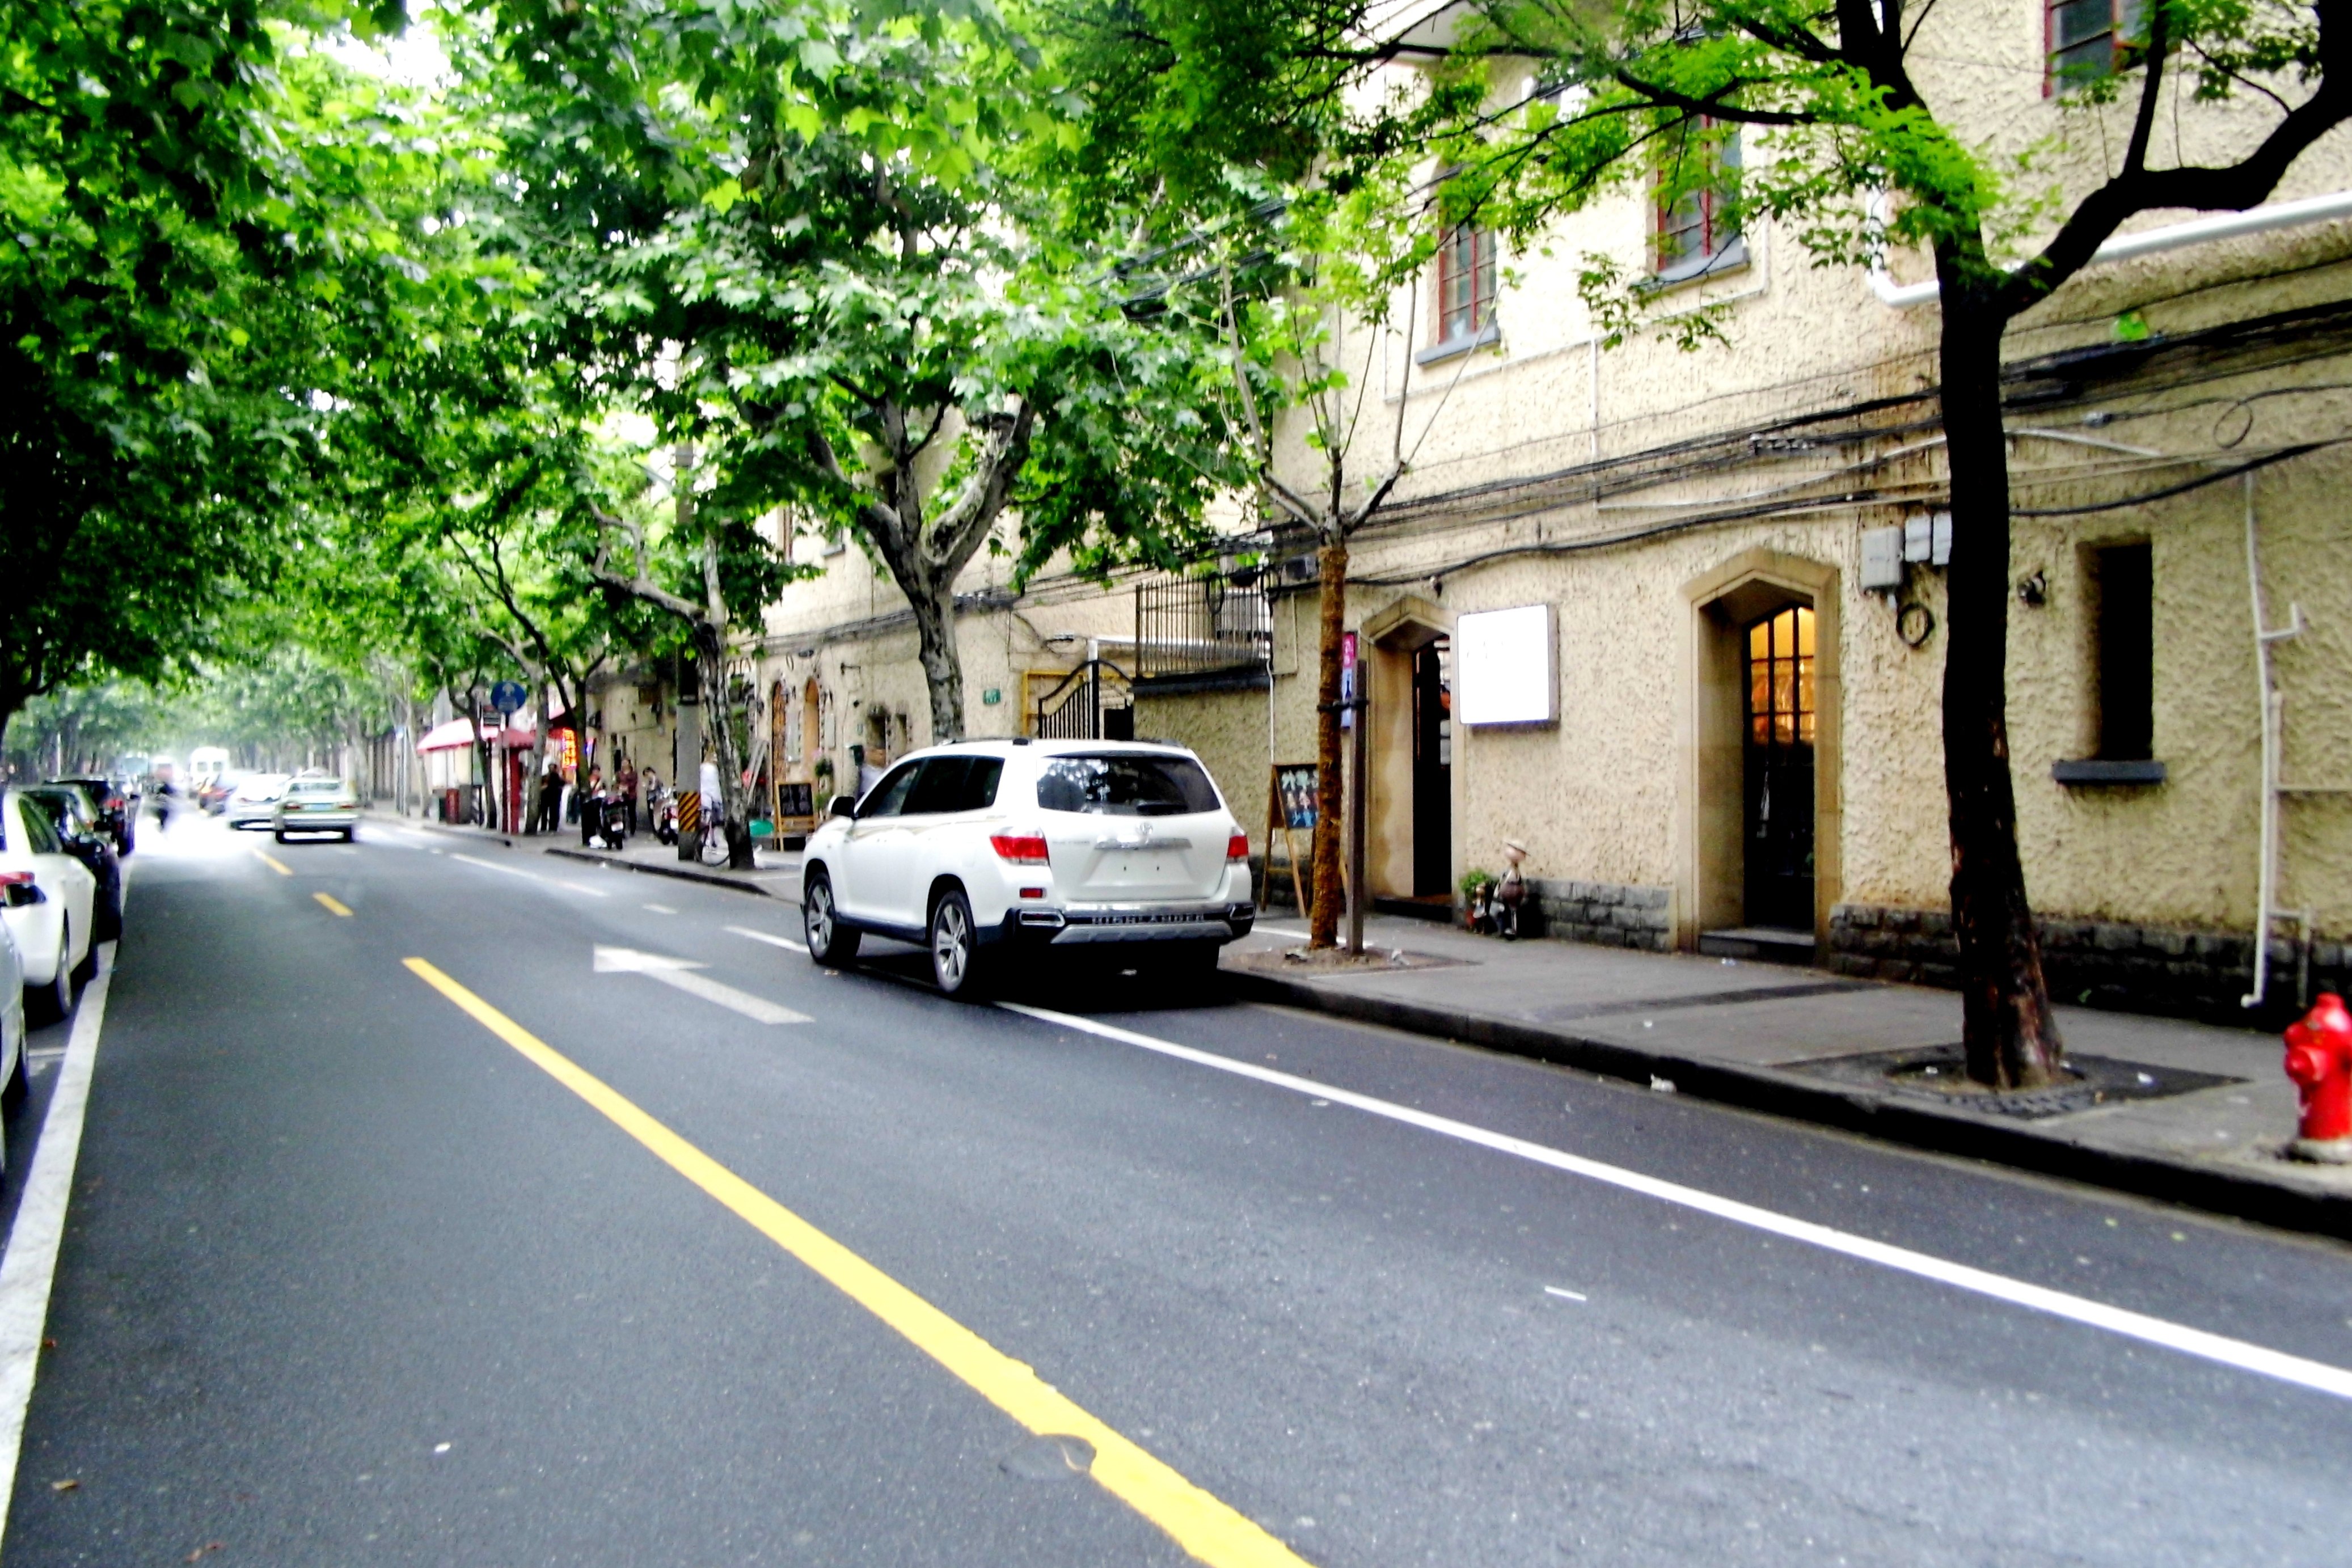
[453, 0, 1250, 813]
[0, 0, 442, 742]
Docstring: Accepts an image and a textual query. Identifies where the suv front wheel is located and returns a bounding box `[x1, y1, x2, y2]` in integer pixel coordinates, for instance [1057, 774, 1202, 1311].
[928, 889, 989, 1000]
[802, 869, 861, 966]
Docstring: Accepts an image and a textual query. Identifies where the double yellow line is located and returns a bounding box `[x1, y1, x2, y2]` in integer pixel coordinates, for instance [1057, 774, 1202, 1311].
[404, 958, 1310, 1568]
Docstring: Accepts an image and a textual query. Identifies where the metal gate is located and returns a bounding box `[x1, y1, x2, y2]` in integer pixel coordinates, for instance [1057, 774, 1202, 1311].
[1032, 660, 1134, 741]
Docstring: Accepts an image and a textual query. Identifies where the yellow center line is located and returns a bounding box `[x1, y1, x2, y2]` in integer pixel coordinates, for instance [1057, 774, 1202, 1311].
[314, 893, 353, 918]
[256, 851, 292, 877]
[402, 957, 1310, 1568]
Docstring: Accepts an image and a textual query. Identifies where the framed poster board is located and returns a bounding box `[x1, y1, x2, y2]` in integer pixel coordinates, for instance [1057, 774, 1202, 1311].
[776, 780, 816, 831]
[1266, 764, 1318, 918]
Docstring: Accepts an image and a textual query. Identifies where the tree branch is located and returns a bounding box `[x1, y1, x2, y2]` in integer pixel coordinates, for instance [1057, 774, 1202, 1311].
[1996, 82, 2352, 318]
[1612, 72, 1818, 126]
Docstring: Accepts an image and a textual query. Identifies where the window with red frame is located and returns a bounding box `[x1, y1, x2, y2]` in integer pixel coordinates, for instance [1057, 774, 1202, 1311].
[1435, 222, 1497, 343]
[2046, 0, 2146, 91]
[1654, 121, 1741, 279]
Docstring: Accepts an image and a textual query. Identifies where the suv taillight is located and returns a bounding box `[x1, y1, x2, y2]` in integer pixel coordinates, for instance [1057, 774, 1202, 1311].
[0, 872, 30, 887]
[1227, 832, 1250, 862]
[990, 832, 1049, 865]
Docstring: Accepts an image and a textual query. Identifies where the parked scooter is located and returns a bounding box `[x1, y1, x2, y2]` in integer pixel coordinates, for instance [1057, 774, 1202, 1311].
[652, 791, 679, 847]
[589, 791, 629, 851]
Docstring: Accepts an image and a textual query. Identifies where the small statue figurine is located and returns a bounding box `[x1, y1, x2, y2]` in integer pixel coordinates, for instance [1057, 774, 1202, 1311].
[1494, 838, 1527, 941]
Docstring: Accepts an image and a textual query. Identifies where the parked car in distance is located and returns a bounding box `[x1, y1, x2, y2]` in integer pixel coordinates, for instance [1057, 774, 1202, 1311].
[799, 738, 1254, 998]
[50, 776, 134, 856]
[22, 787, 123, 942]
[0, 787, 96, 1024]
[273, 777, 357, 843]
[224, 774, 292, 831]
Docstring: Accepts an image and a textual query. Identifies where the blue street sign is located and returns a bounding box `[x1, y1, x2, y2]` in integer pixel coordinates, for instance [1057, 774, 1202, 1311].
[490, 681, 527, 715]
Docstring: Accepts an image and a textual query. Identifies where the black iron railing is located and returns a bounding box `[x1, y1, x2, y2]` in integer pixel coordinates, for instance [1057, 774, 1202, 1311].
[1033, 660, 1134, 741]
[1133, 570, 1270, 679]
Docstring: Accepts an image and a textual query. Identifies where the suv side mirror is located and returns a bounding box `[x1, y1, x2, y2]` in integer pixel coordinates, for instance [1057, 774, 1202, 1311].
[827, 794, 857, 821]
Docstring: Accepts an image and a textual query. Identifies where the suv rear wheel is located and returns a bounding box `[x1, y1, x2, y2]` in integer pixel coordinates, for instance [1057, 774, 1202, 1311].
[929, 890, 988, 1000]
[802, 869, 861, 966]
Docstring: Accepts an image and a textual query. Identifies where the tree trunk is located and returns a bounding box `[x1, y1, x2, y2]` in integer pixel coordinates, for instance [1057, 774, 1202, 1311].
[695, 630, 757, 869]
[1937, 286, 2066, 1089]
[463, 688, 496, 831]
[1308, 535, 1348, 949]
[909, 578, 964, 745]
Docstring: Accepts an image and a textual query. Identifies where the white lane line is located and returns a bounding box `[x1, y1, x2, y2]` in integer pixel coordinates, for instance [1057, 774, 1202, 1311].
[1545, 1287, 1589, 1302]
[644, 904, 678, 915]
[1000, 1002, 2352, 1404]
[593, 946, 810, 1025]
[451, 853, 609, 898]
[1252, 925, 1312, 941]
[0, 945, 116, 1542]
[727, 925, 808, 954]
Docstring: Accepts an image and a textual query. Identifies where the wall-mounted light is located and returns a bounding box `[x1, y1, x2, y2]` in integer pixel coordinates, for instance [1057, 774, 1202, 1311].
[2016, 570, 2048, 607]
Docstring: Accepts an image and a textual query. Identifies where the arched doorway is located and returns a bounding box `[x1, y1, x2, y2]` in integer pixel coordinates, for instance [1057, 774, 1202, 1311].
[1678, 550, 1842, 958]
[1363, 597, 1454, 906]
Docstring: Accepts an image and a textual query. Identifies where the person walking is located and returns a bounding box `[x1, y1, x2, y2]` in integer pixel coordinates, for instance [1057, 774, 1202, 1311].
[618, 760, 639, 834]
[538, 760, 564, 834]
[580, 765, 604, 846]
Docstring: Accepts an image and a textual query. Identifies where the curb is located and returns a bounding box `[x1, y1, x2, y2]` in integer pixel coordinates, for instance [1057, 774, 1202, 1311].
[367, 812, 514, 849]
[542, 844, 783, 898]
[1227, 971, 2352, 1241]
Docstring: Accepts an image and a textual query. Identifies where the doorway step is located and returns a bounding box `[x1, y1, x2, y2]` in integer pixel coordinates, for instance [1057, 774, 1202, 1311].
[1699, 927, 1818, 965]
[1373, 894, 1458, 924]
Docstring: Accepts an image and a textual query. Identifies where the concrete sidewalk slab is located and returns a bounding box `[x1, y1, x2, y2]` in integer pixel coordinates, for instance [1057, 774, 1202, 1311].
[1222, 914, 2351, 1238]
[543, 839, 802, 898]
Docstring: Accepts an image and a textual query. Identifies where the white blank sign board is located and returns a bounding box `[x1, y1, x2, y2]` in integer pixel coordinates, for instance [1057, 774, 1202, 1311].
[1456, 603, 1556, 725]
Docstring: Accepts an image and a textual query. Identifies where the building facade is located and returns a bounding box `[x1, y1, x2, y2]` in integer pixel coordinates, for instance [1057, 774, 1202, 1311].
[623, 0, 2352, 1026]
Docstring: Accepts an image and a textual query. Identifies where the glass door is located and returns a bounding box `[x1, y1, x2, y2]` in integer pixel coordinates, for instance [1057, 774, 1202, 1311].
[1742, 606, 1815, 930]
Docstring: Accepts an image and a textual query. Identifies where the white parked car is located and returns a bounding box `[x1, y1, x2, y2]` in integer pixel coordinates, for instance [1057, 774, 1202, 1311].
[1, 787, 97, 1024]
[800, 739, 1255, 997]
[225, 773, 292, 830]
[273, 777, 357, 843]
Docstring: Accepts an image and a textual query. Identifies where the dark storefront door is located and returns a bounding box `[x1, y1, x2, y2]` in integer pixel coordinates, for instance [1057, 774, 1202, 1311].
[1412, 640, 1452, 897]
[1742, 605, 1815, 929]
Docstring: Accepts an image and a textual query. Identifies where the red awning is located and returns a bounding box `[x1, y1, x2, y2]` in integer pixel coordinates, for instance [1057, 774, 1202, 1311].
[417, 718, 495, 754]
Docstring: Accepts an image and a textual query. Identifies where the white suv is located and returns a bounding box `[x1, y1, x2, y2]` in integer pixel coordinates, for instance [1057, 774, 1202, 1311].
[800, 739, 1256, 996]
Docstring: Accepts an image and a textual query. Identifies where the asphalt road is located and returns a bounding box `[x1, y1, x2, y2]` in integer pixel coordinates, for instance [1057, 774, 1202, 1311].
[2, 814, 2349, 1566]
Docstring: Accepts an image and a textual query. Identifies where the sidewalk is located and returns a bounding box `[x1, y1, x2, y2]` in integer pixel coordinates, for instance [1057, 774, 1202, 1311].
[542, 832, 803, 898]
[364, 808, 803, 898]
[1222, 911, 2352, 1239]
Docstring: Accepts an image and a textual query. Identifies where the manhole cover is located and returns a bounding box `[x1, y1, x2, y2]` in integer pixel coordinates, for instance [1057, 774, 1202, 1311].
[1784, 1044, 2244, 1119]
[1000, 1434, 1095, 1481]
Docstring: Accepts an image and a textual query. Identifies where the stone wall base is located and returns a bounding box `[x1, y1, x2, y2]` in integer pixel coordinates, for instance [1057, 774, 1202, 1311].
[1830, 903, 2347, 1028]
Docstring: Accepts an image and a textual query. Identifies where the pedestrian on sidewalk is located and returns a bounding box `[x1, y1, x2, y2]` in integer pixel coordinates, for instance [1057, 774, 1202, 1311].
[580, 765, 605, 846]
[538, 760, 564, 834]
[619, 760, 639, 834]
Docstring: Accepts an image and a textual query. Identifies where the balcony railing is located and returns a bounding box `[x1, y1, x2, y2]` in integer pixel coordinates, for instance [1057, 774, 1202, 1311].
[1133, 570, 1272, 681]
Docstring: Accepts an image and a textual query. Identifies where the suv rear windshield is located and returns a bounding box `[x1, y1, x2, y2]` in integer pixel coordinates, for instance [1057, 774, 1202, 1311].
[1036, 754, 1218, 817]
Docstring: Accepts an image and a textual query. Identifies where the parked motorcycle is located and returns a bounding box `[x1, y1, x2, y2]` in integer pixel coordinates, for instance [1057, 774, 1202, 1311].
[652, 792, 678, 847]
[589, 792, 629, 851]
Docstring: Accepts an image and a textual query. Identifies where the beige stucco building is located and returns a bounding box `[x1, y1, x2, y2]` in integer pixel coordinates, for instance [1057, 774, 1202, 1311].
[607, 0, 2352, 1026]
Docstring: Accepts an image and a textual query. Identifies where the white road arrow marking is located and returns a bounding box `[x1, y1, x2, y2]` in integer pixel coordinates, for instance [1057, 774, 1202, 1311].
[727, 925, 808, 954]
[593, 946, 810, 1025]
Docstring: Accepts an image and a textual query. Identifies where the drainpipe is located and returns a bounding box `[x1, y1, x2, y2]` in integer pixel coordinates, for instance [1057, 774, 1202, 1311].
[1869, 189, 2352, 308]
[2241, 471, 2305, 1008]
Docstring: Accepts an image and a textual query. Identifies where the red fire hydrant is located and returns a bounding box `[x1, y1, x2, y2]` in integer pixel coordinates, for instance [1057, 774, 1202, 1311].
[2283, 992, 2352, 1164]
